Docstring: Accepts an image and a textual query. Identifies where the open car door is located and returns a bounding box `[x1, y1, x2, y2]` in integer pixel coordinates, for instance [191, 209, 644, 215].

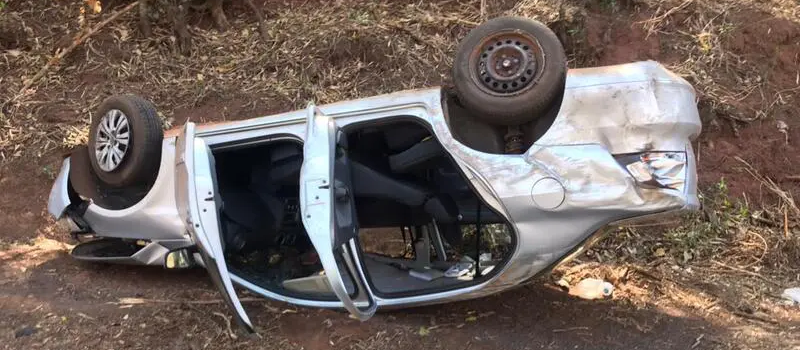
[300, 104, 378, 320]
[175, 122, 254, 332]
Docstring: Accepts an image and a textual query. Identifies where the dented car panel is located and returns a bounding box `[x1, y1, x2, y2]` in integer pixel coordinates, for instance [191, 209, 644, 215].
[81, 141, 186, 241]
[429, 61, 700, 293]
[535, 61, 701, 153]
[47, 60, 701, 319]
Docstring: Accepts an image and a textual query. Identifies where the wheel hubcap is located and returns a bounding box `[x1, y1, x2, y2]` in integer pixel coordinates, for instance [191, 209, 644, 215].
[475, 33, 539, 94]
[95, 109, 130, 172]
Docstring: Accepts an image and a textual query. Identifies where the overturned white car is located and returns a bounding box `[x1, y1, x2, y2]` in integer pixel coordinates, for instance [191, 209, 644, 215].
[47, 17, 700, 332]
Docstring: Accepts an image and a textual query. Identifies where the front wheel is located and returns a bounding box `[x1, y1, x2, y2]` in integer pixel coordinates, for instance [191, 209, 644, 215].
[87, 95, 163, 188]
[452, 17, 567, 126]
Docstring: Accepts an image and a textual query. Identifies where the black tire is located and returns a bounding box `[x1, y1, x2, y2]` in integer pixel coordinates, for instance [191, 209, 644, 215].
[88, 95, 163, 188]
[452, 17, 567, 126]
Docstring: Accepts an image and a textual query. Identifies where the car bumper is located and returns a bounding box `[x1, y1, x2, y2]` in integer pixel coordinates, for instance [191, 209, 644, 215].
[48, 158, 72, 219]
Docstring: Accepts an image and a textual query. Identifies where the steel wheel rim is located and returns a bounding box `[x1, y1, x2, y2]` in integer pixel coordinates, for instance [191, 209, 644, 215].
[470, 30, 543, 96]
[94, 109, 130, 172]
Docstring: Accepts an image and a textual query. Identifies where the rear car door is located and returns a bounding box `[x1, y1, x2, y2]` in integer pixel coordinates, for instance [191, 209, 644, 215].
[300, 105, 378, 320]
[175, 122, 254, 332]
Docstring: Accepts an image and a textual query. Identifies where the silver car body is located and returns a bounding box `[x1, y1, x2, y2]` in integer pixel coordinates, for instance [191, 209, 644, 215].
[49, 61, 701, 323]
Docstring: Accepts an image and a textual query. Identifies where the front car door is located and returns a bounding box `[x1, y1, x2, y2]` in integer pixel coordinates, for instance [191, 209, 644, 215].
[300, 104, 378, 320]
[175, 122, 254, 332]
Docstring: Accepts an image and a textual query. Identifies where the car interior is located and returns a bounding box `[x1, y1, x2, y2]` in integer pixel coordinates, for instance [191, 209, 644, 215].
[212, 119, 514, 299]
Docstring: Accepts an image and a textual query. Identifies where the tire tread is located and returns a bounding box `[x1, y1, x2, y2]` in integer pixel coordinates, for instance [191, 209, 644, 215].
[87, 95, 163, 188]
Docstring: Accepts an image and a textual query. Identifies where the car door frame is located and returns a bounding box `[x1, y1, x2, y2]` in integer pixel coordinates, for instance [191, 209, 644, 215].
[175, 122, 255, 333]
[190, 90, 516, 312]
[299, 104, 378, 320]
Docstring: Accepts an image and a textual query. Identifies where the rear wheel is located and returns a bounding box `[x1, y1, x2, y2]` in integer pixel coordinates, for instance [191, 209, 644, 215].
[452, 17, 567, 126]
[88, 95, 163, 188]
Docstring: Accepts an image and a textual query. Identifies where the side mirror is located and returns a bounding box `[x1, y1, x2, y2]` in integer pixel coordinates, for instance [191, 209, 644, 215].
[165, 249, 194, 269]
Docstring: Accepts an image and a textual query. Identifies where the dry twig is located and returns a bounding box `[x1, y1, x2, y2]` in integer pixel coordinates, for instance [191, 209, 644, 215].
[114, 297, 266, 305]
[212, 311, 238, 340]
[785, 208, 791, 239]
[736, 156, 800, 219]
[552, 326, 589, 333]
[13, 1, 140, 102]
[638, 0, 695, 36]
[710, 260, 781, 286]
[731, 311, 779, 325]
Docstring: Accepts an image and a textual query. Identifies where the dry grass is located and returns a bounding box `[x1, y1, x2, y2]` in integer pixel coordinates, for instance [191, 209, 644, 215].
[576, 177, 800, 332]
[514, 0, 799, 126]
[0, 0, 498, 158]
[2, 2, 800, 349]
[669, 0, 797, 128]
[2, 0, 797, 158]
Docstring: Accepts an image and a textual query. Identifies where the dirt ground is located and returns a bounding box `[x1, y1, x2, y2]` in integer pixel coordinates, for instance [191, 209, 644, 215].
[1, 0, 799, 349]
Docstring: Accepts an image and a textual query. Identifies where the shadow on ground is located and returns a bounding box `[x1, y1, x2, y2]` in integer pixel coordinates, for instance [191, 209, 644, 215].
[0, 251, 741, 350]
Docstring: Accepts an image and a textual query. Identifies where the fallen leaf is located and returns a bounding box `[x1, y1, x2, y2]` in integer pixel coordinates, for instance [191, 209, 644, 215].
[86, 0, 102, 13]
[418, 326, 430, 336]
[118, 28, 129, 42]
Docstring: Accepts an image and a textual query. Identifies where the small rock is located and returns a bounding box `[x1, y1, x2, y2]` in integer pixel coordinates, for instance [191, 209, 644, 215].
[555, 278, 570, 290]
[781, 288, 800, 305]
[777, 120, 789, 132]
[14, 326, 37, 338]
[738, 304, 755, 314]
